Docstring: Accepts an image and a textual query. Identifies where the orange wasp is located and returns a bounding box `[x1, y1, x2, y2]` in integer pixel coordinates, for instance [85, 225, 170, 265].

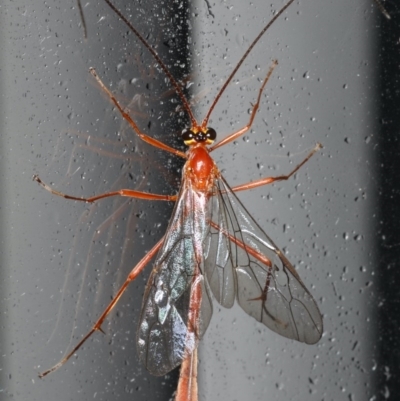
[34, 0, 323, 399]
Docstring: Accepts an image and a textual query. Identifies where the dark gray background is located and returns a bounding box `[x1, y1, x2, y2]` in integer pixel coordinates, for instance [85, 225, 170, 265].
[1, 0, 398, 400]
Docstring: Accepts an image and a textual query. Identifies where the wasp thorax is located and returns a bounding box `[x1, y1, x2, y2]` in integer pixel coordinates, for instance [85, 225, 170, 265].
[181, 127, 217, 146]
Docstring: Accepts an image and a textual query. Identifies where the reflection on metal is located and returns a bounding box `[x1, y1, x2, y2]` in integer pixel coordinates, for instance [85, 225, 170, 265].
[373, 0, 391, 19]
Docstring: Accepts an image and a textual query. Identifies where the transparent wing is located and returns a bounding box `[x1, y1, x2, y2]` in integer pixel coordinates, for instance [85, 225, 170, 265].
[137, 179, 213, 376]
[204, 176, 323, 344]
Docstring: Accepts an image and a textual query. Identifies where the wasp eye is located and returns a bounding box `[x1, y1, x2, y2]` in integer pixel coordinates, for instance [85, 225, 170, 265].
[181, 128, 195, 142]
[205, 127, 217, 142]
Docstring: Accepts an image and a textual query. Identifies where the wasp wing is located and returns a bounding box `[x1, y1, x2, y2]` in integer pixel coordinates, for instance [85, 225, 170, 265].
[137, 179, 213, 376]
[204, 176, 322, 344]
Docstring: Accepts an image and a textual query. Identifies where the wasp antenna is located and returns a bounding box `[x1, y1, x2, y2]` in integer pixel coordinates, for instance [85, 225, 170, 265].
[202, 0, 296, 128]
[104, 0, 198, 128]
